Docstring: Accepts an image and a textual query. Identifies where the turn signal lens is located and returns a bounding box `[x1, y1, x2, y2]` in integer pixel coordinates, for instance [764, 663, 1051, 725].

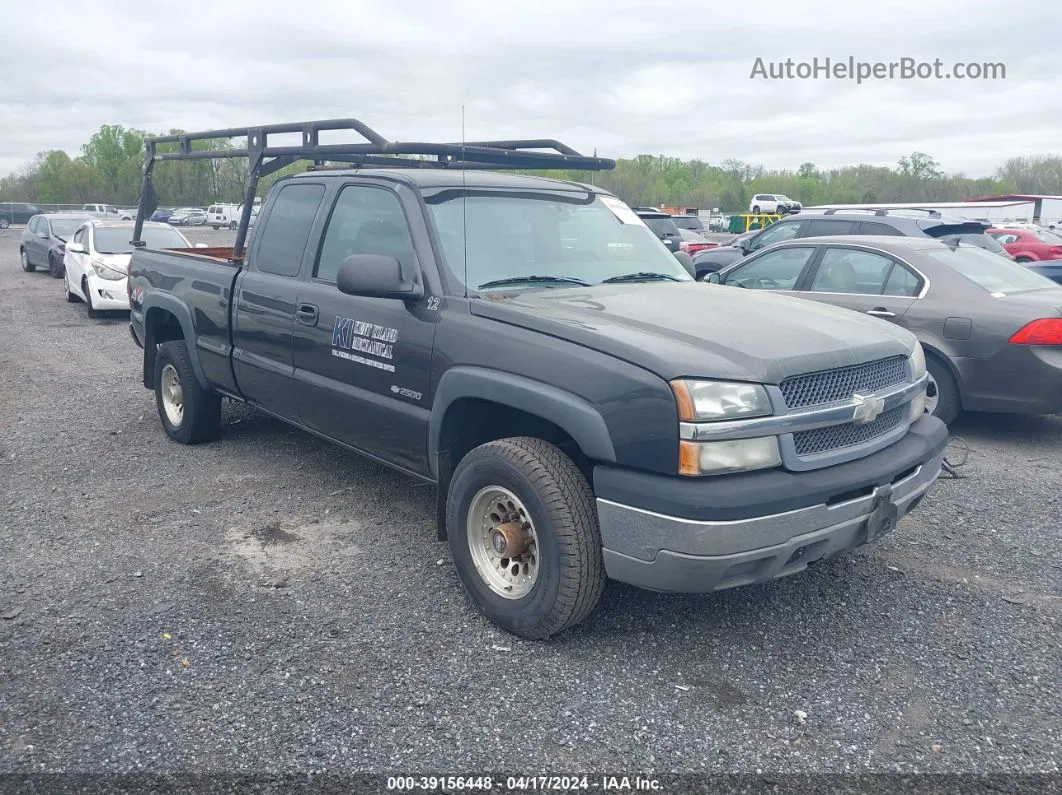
[678, 438, 781, 476]
[1008, 318, 1062, 345]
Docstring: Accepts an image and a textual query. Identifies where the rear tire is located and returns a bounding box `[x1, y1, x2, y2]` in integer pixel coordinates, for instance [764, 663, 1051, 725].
[0, 217, 10, 230]
[20, 249, 35, 272]
[752, 205, 761, 214]
[83, 278, 101, 319]
[1015, 256, 1033, 263]
[925, 354, 960, 425]
[229, 221, 238, 230]
[153, 340, 222, 444]
[446, 437, 605, 640]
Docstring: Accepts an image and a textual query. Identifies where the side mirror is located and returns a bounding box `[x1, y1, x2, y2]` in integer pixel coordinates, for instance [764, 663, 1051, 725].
[705, 272, 722, 284]
[336, 254, 422, 300]
[38, 231, 50, 239]
[66, 242, 85, 254]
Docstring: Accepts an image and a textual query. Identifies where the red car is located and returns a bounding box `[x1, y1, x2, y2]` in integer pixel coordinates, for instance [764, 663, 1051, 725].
[987, 228, 1062, 262]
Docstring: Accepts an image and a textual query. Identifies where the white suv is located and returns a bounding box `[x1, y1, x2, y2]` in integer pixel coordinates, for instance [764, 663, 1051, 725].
[749, 194, 797, 214]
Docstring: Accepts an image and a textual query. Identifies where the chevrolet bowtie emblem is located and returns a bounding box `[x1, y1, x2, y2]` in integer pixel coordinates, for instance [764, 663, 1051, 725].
[852, 392, 886, 425]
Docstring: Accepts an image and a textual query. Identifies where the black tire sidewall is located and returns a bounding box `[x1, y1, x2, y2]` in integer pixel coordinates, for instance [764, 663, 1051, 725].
[447, 452, 567, 637]
[926, 354, 960, 424]
[154, 342, 194, 443]
[83, 279, 100, 318]
[20, 249, 33, 272]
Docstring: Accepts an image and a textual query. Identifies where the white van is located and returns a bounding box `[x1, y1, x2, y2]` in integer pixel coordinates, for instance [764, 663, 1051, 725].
[206, 203, 241, 230]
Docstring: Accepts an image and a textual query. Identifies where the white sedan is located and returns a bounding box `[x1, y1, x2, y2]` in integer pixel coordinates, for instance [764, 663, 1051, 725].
[63, 221, 192, 317]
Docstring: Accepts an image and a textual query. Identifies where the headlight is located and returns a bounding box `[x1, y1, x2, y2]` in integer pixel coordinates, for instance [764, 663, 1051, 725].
[671, 379, 772, 421]
[679, 437, 781, 476]
[909, 342, 926, 381]
[91, 259, 126, 281]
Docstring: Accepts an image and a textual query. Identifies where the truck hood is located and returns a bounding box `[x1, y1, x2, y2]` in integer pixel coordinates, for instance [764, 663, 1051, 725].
[471, 283, 916, 384]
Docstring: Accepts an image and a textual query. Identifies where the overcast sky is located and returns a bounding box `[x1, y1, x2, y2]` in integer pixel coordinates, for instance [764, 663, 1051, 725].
[1, 0, 1059, 179]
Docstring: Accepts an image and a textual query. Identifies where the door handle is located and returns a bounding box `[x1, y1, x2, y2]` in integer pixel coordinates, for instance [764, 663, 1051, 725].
[296, 303, 319, 325]
[866, 307, 896, 319]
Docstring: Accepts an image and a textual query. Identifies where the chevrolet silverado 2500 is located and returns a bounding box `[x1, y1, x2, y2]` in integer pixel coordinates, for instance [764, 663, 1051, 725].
[127, 120, 948, 639]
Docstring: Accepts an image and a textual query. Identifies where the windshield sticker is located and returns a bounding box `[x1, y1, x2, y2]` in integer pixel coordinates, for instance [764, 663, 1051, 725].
[332, 316, 398, 372]
[601, 196, 646, 226]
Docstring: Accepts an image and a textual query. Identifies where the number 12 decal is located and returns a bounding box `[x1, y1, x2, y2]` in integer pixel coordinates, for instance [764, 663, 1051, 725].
[426, 296, 441, 311]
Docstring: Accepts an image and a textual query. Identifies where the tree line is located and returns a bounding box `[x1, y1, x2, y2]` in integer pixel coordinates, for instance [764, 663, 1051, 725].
[2, 123, 1061, 212]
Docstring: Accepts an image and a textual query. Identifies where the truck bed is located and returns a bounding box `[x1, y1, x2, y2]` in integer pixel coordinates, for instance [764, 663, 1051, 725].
[130, 247, 244, 395]
[165, 247, 240, 263]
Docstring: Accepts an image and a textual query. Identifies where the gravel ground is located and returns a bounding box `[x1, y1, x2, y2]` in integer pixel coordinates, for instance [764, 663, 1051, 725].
[0, 225, 1060, 779]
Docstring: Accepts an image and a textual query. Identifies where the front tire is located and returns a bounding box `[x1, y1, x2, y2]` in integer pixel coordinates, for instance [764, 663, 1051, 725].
[1015, 256, 1033, 263]
[49, 253, 63, 279]
[0, 217, 10, 229]
[64, 272, 79, 303]
[751, 205, 761, 214]
[83, 278, 101, 318]
[153, 340, 222, 444]
[925, 354, 960, 425]
[229, 221, 238, 230]
[446, 437, 605, 640]
[20, 249, 35, 272]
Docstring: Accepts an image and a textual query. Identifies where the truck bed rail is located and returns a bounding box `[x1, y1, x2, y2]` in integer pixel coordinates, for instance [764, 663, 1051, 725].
[132, 118, 615, 263]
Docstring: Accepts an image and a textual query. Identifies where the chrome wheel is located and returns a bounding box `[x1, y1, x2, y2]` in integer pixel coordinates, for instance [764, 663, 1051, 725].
[20, 250, 30, 271]
[925, 372, 939, 415]
[466, 486, 539, 599]
[160, 363, 184, 427]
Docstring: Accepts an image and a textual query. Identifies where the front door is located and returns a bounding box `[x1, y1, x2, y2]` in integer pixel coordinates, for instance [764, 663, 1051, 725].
[293, 182, 437, 474]
[25, 218, 46, 266]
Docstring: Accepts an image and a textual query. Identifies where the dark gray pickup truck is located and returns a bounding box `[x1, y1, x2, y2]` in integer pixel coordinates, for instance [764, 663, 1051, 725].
[127, 120, 948, 639]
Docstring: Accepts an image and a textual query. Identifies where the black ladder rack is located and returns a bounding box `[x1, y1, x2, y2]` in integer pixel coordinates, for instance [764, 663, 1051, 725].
[133, 118, 615, 259]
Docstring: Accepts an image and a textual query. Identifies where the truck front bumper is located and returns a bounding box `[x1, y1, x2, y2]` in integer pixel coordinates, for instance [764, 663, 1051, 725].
[594, 415, 948, 593]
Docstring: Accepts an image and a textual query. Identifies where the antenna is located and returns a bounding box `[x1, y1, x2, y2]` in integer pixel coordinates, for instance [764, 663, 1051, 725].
[461, 105, 468, 299]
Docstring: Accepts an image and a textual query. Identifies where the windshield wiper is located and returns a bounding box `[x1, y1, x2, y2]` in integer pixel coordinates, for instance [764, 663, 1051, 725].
[477, 275, 591, 289]
[601, 272, 682, 283]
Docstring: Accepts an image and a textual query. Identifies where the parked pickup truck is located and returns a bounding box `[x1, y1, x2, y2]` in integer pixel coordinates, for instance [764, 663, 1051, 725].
[128, 123, 948, 639]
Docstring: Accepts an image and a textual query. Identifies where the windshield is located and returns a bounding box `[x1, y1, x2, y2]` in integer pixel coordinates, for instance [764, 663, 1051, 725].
[50, 219, 83, 239]
[671, 216, 704, 230]
[423, 191, 692, 291]
[95, 226, 188, 254]
[643, 217, 680, 237]
[923, 245, 1060, 295]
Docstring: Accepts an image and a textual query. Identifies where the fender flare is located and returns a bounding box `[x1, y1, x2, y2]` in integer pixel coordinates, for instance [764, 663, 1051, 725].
[140, 293, 210, 391]
[427, 366, 617, 477]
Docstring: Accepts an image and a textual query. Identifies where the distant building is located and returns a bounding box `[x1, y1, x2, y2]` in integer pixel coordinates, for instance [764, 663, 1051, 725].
[963, 194, 1062, 225]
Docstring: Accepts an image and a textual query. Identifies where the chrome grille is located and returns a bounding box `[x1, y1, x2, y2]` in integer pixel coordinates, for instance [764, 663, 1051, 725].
[780, 356, 908, 409]
[793, 406, 906, 457]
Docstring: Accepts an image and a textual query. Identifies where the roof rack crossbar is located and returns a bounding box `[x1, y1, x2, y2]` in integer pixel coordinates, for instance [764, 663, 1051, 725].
[821, 206, 942, 218]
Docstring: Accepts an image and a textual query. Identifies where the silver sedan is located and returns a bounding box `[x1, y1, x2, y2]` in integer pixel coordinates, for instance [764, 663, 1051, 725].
[708, 235, 1062, 423]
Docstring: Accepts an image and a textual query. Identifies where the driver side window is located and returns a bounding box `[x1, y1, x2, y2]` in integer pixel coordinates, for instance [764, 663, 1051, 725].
[726, 247, 815, 289]
[315, 185, 415, 283]
[749, 220, 800, 251]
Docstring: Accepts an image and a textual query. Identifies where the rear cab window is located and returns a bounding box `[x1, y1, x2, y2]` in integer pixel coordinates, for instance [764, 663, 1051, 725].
[253, 183, 326, 277]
